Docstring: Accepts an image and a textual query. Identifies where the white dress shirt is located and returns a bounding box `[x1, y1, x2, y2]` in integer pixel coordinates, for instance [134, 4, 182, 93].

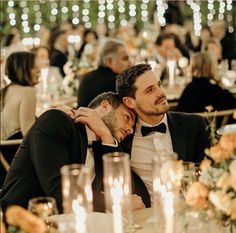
[130, 114, 175, 197]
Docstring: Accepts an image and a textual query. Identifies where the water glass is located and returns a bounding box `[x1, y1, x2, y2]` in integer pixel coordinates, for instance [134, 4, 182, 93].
[103, 152, 134, 233]
[180, 162, 197, 199]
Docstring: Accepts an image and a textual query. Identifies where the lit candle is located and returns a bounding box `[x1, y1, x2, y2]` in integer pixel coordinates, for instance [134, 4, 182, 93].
[163, 184, 174, 233]
[72, 199, 87, 233]
[111, 180, 124, 233]
[167, 60, 176, 87]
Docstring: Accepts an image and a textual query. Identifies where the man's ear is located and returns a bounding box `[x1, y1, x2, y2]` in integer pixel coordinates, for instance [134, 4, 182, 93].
[104, 56, 113, 67]
[100, 100, 112, 114]
[123, 97, 136, 109]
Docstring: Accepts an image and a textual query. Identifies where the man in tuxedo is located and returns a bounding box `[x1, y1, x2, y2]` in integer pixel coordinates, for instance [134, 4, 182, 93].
[0, 92, 145, 213]
[77, 38, 131, 107]
[116, 63, 210, 204]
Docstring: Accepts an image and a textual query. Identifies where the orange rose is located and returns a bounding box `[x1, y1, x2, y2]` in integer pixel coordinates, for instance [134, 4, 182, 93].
[219, 132, 236, 152]
[185, 181, 209, 209]
[216, 172, 231, 191]
[200, 158, 212, 171]
[209, 144, 232, 162]
[6, 205, 46, 233]
[229, 198, 236, 220]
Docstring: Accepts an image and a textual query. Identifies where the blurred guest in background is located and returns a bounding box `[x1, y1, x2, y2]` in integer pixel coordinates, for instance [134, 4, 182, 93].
[77, 29, 98, 60]
[77, 38, 131, 107]
[154, 33, 184, 79]
[177, 52, 236, 113]
[211, 20, 235, 60]
[204, 38, 222, 62]
[0, 52, 39, 186]
[32, 46, 62, 99]
[1, 52, 39, 140]
[49, 29, 69, 77]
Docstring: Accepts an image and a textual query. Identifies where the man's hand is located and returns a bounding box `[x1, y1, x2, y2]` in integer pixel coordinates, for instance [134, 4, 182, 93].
[56, 105, 76, 119]
[131, 194, 146, 210]
[74, 107, 114, 144]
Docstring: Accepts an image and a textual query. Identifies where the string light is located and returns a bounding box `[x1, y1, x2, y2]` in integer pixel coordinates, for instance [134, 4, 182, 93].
[106, 0, 115, 29]
[129, 1, 137, 24]
[33, 2, 41, 32]
[60, 0, 68, 22]
[207, 0, 215, 27]
[8, 0, 16, 26]
[98, 0, 106, 24]
[71, 1, 79, 25]
[82, 0, 91, 28]
[187, 0, 202, 36]
[118, 0, 127, 26]
[218, 0, 225, 20]
[20, 0, 30, 34]
[156, 0, 168, 27]
[141, 0, 149, 24]
[226, 0, 234, 33]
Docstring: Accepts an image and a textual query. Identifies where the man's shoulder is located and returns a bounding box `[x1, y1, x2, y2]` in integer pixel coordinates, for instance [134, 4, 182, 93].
[168, 111, 204, 122]
[37, 109, 74, 125]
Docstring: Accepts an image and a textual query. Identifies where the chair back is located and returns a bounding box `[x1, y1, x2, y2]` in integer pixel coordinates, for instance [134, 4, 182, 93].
[194, 108, 236, 128]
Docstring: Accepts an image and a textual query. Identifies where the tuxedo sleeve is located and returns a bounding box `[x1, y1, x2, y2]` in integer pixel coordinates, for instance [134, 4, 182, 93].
[29, 110, 77, 213]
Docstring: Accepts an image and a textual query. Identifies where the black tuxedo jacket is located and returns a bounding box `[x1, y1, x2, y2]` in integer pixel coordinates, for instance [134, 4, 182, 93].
[120, 111, 210, 205]
[77, 66, 117, 107]
[0, 110, 120, 213]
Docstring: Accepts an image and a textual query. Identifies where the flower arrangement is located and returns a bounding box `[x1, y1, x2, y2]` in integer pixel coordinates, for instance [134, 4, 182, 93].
[62, 57, 80, 96]
[185, 132, 236, 228]
[2, 205, 58, 233]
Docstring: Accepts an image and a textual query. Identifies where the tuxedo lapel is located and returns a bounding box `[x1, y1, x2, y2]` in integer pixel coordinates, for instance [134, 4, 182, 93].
[167, 112, 187, 161]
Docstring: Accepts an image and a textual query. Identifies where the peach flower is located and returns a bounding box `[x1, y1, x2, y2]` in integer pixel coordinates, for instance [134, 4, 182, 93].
[209, 144, 232, 163]
[216, 172, 231, 191]
[229, 160, 236, 191]
[200, 158, 212, 171]
[185, 181, 209, 209]
[229, 198, 236, 220]
[209, 190, 232, 214]
[6, 205, 46, 233]
[219, 132, 236, 152]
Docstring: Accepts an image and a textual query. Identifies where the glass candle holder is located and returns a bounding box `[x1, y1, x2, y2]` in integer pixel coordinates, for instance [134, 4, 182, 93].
[103, 152, 134, 233]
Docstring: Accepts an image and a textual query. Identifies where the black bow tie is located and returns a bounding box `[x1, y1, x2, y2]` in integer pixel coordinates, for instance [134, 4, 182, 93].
[141, 122, 166, 136]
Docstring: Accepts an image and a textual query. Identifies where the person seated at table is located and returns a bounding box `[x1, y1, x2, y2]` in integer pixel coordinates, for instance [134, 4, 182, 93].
[49, 29, 69, 77]
[154, 33, 184, 80]
[77, 38, 131, 107]
[0, 92, 145, 214]
[1, 52, 39, 140]
[31, 45, 63, 99]
[0, 52, 39, 188]
[176, 52, 236, 114]
[116, 63, 210, 204]
[204, 38, 222, 62]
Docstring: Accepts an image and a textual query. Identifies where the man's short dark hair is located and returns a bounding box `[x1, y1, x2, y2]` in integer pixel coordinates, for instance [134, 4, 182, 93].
[88, 91, 123, 109]
[155, 33, 175, 46]
[116, 63, 151, 99]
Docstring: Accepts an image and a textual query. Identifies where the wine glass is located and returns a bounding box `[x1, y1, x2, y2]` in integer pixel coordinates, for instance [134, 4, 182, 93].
[180, 162, 198, 199]
[28, 196, 58, 220]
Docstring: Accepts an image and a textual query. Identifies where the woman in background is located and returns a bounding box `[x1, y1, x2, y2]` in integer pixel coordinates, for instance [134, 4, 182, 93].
[177, 52, 236, 113]
[0, 52, 39, 139]
[32, 46, 62, 99]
